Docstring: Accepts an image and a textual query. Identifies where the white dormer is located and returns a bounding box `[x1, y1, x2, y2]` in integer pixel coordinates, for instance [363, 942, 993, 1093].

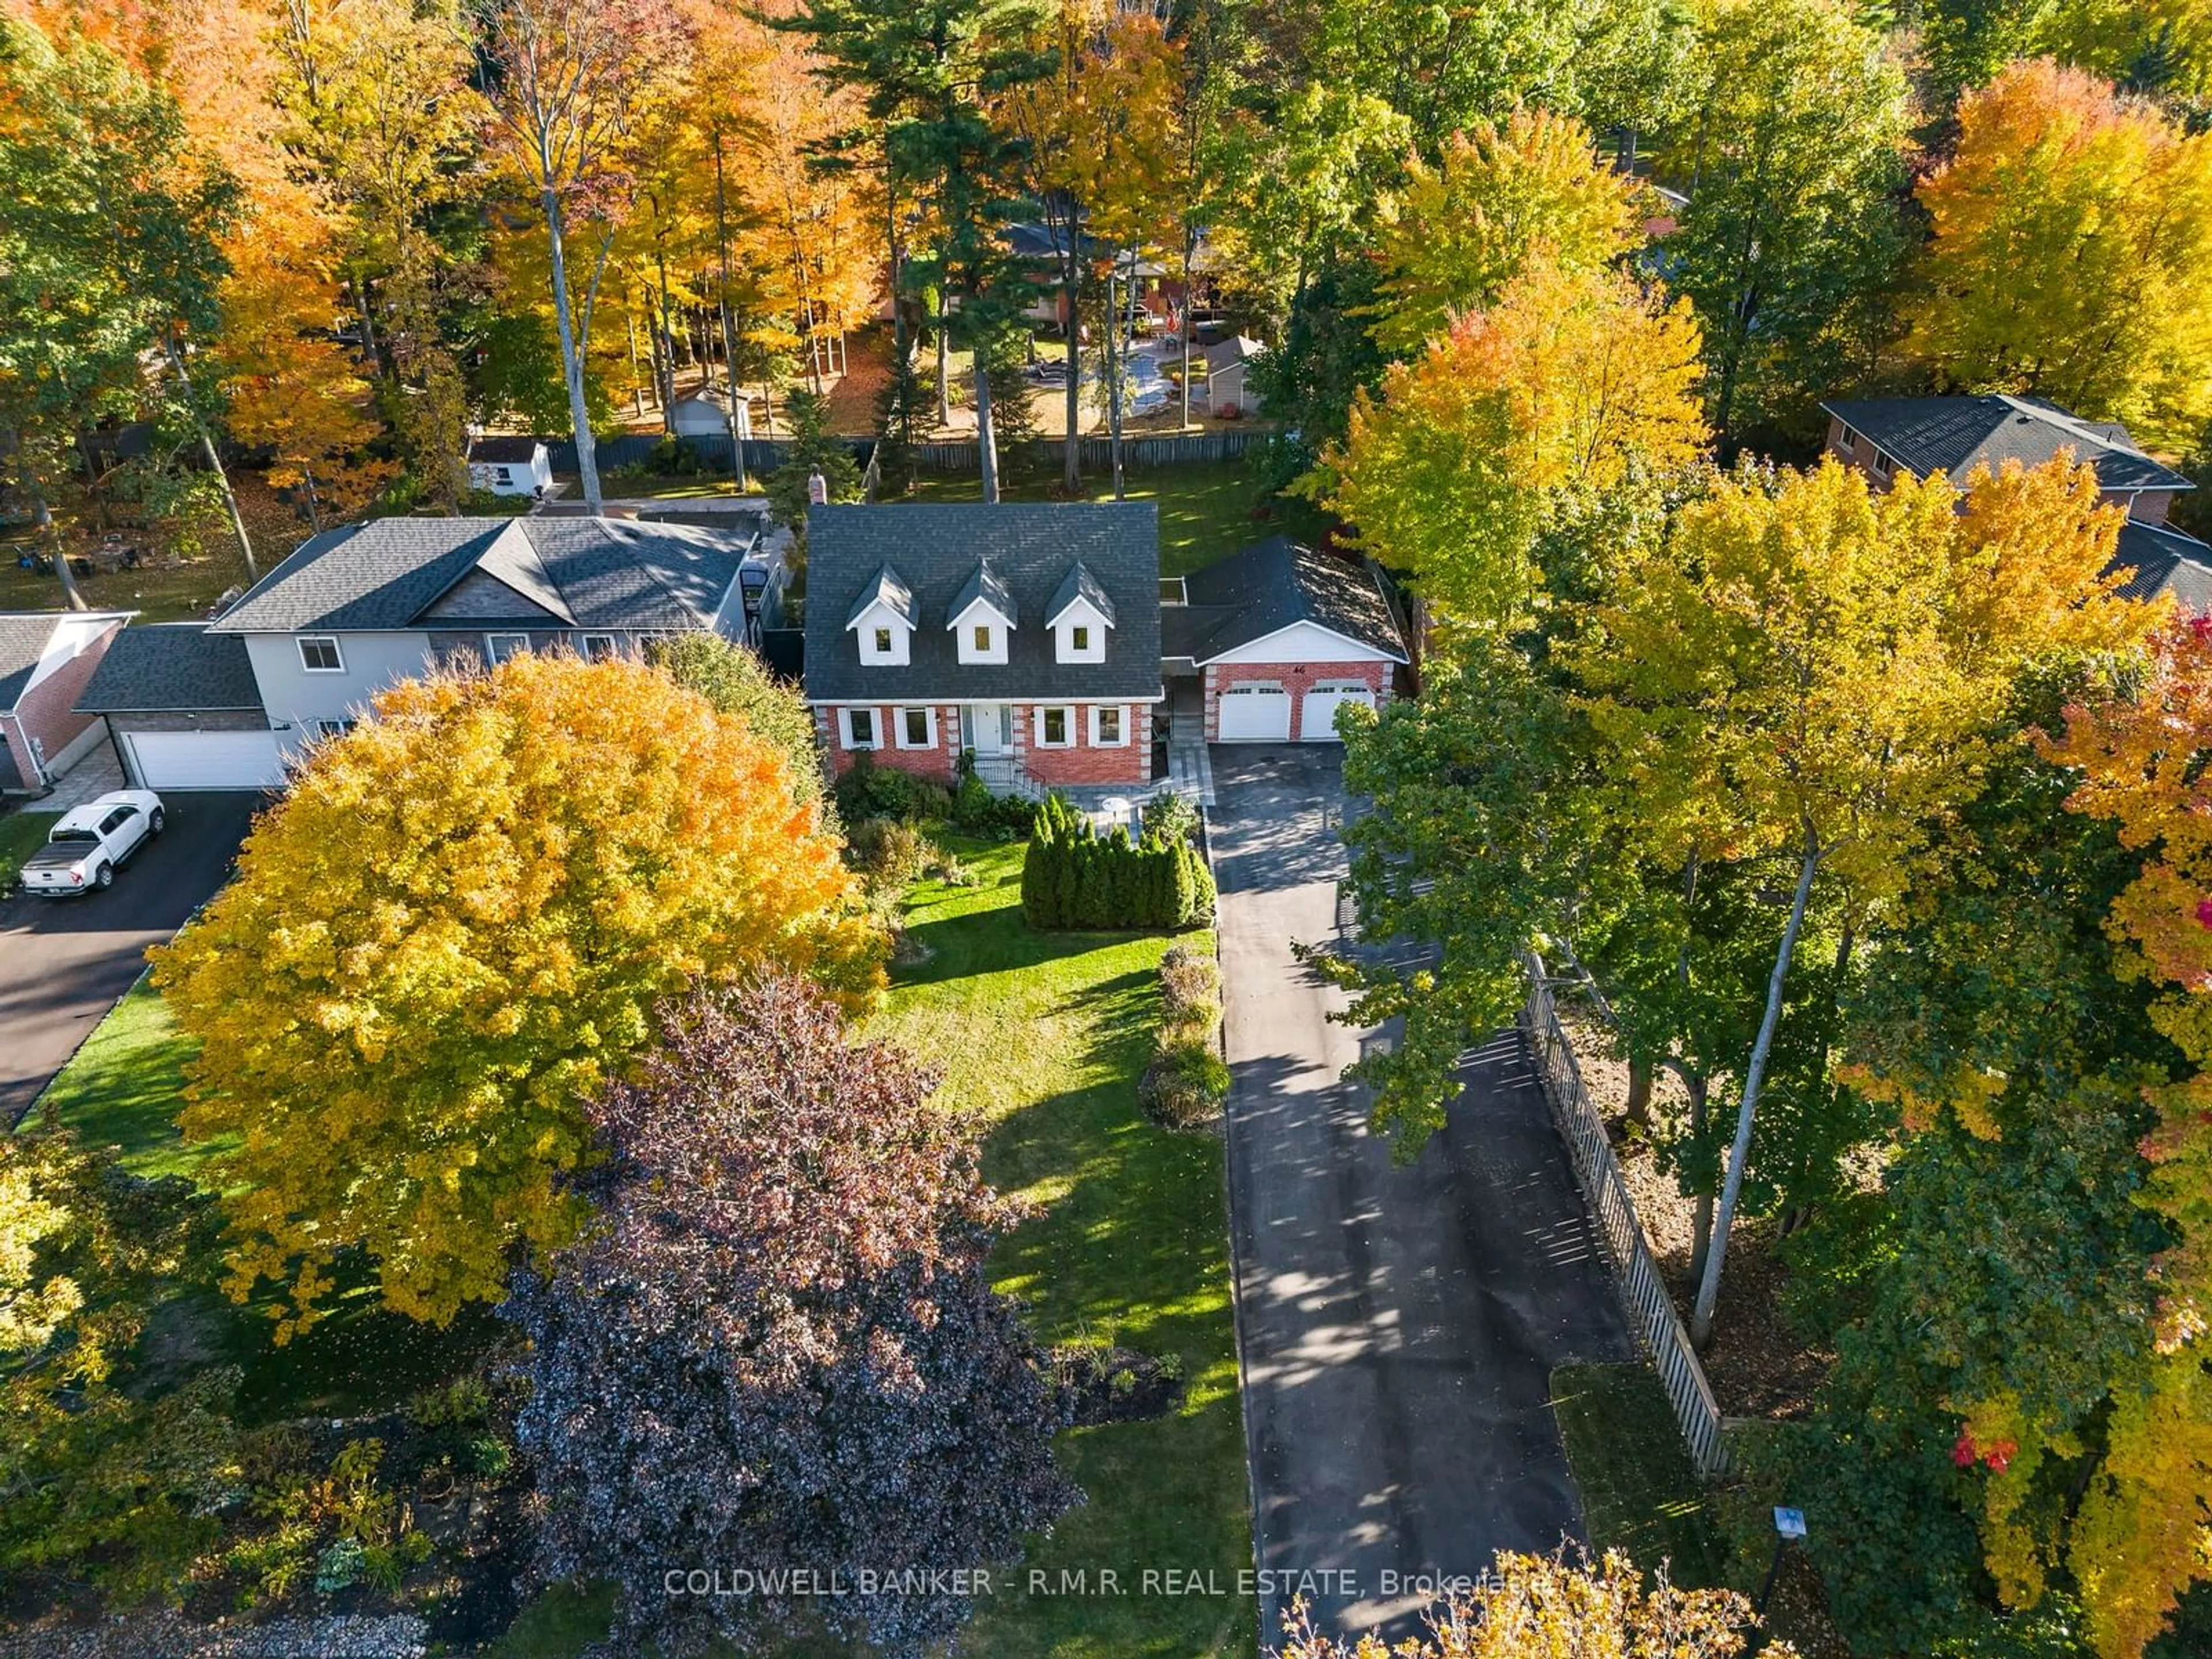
[1047, 560, 1116, 664]
[844, 564, 914, 665]
[949, 558, 1016, 665]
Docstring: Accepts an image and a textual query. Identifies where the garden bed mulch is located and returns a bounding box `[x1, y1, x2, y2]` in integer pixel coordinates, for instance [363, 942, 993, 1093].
[1048, 1345, 1187, 1427]
[1556, 1012, 1835, 1422]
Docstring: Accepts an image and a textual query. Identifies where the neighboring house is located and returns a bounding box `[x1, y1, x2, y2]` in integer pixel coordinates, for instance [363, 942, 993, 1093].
[76, 623, 283, 791]
[0, 611, 130, 795]
[804, 503, 1163, 791]
[62, 517, 764, 790]
[1203, 335, 1265, 416]
[466, 435, 554, 498]
[1164, 537, 1408, 743]
[1821, 393, 2212, 613]
[669, 389, 753, 442]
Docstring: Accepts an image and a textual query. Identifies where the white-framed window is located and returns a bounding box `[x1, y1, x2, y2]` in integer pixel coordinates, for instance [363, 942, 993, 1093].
[842, 707, 880, 749]
[495, 466, 513, 483]
[1840, 424, 1861, 453]
[1071, 624, 1090, 652]
[298, 635, 343, 673]
[486, 632, 531, 665]
[580, 632, 618, 662]
[1872, 449, 1894, 478]
[855, 609, 910, 665]
[896, 706, 937, 749]
[1035, 705, 1074, 748]
[973, 623, 993, 653]
[1089, 704, 1127, 747]
[873, 626, 893, 654]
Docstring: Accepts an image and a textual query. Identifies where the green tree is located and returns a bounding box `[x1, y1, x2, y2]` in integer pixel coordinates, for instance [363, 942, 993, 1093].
[152, 654, 882, 1334]
[1656, 0, 1910, 452]
[651, 631, 824, 802]
[0, 16, 238, 609]
[764, 385, 862, 552]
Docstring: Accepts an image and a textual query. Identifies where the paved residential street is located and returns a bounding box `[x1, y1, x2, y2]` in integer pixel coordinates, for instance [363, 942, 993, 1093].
[1210, 745, 1633, 1647]
[0, 790, 262, 1123]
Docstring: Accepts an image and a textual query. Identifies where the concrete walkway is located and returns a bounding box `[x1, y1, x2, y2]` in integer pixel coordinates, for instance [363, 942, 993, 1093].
[1210, 745, 1633, 1649]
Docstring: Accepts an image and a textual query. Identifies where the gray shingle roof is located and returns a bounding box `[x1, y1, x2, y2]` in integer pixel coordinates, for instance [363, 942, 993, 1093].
[843, 565, 913, 630]
[805, 503, 1161, 703]
[1165, 537, 1408, 665]
[2109, 520, 2212, 615]
[468, 435, 544, 464]
[1821, 396, 2194, 495]
[1048, 560, 1116, 628]
[0, 615, 60, 709]
[77, 623, 265, 713]
[1203, 335, 1263, 374]
[0, 612, 128, 710]
[207, 517, 750, 635]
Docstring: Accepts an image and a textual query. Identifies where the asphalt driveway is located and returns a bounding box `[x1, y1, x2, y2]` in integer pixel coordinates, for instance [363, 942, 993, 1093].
[1, 790, 262, 1123]
[1210, 745, 1632, 1648]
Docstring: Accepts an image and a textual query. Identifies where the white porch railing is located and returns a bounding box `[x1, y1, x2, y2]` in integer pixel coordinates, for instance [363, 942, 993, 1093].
[1521, 955, 1732, 1478]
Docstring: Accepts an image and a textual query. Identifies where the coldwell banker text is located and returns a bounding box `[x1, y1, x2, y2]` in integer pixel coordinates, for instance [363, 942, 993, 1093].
[664, 1566, 1461, 1600]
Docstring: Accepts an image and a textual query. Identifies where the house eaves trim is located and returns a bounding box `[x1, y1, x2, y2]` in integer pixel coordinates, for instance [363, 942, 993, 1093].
[1190, 616, 1409, 668]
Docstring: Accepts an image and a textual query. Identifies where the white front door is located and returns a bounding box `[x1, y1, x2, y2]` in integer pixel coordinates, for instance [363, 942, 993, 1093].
[964, 703, 1012, 754]
[1217, 682, 1291, 742]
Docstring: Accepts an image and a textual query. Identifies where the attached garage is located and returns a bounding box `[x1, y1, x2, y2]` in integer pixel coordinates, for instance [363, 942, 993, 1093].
[75, 622, 280, 792]
[1163, 537, 1411, 746]
[1218, 681, 1291, 743]
[1301, 681, 1375, 741]
[122, 730, 287, 790]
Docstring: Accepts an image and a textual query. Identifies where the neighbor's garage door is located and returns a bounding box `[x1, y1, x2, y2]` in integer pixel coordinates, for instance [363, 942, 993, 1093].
[1217, 681, 1291, 742]
[1300, 680, 1376, 741]
[124, 730, 287, 790]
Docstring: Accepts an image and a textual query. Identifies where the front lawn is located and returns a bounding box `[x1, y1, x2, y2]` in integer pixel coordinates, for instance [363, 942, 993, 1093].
[1551, 1362, 1728, 1588]
[1, 808, 58, 888]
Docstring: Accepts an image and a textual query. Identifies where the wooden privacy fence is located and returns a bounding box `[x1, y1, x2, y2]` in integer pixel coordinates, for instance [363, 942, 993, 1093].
[542, 426, 1267, 480]
[1520, 955, 1732, 1478]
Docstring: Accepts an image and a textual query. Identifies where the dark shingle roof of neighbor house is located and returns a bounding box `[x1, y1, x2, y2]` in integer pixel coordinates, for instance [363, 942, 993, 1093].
[77, 623, 266, 714]
[207, 517, 751, 635]
[2109, 520, 2212, 614]
[0, 612, 127, 710]
[1164, 537, 1409, 665]
[468, 435, 544, 463]
[804, 503, 1161, 703]
[1203, 335, 1263, 375]
[1821, 395, 2194, 495]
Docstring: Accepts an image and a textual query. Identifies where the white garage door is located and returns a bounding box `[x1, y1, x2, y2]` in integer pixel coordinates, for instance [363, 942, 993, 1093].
[1301, 681, 1376, 741]
[1217, 681, 1291, 742]
[125, 730, 287, 790]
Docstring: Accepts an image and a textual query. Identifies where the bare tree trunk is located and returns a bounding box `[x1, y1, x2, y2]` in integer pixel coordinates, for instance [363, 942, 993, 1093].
[1179, 223, 1196, 430]
[975, 347, 1000, 505]
[713, 133, 748, 493]
[627, 309, 646, 419]
[1106, 264, 1125, 500]
[1624, 1058, 1653, 1135]
[1691, 836, 1821, 1347]
[1063, 276, 1081, 494]
[164, 336, 258, 579]
[541, 184, 603, 514]
[935, 290, 952, 429]
[1685, 1071, 1714, 1285]
[29, 484, 86, 611]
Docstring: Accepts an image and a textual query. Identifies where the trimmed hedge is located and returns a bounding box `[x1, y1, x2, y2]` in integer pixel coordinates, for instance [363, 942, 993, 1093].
[1020, 795, 1214, 931]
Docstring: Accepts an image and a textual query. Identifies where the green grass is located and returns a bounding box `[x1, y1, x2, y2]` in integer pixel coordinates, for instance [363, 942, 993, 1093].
[0, 548, 254, 623]
[1, 808, 58, 887]
[905, 460, 1321, 578]
[30, 974, 226, 1181]
[1552, 1362, 1728, 1588]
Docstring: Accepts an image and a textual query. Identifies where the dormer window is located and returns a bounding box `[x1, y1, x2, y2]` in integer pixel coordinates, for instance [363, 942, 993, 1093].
[846, 563, 914, 666]
[1048, 561, 1115, 664]
[950, 558, 1016, 664]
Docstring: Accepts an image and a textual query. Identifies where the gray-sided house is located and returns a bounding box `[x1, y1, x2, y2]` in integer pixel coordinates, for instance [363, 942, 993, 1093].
[0, 611, 130, 794]
[1162, 537, 1408, 743]
[1822, 393, 2212, 613]
[73, 517, 771, 789]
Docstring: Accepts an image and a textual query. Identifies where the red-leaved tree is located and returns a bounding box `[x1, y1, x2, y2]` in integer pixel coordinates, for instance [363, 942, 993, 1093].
[504, 975, 1079, 1657]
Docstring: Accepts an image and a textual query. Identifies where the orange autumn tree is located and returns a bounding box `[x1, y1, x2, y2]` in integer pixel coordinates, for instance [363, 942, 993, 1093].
[1910, 57, 2212, 452]
[152, 654, 883, 1336]
[1327, 257, 1707, 634]
[2037, 617, 2212, 1658]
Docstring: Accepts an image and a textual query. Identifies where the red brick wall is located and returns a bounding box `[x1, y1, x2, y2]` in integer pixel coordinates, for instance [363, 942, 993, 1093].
[1016, 702, 1152, 787]
[816, 702, 962, 782]
[1203, 660, 1393, 740]
[2, 620, 118, 783]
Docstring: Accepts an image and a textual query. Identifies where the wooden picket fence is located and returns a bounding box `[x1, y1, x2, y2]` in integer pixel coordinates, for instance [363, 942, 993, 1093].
[1520, 955, 1732, 1478]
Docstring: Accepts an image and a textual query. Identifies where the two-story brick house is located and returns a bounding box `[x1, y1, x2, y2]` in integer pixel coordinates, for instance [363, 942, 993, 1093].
[803, 503, 1164, 791]
[1821, 393, 2212, 613]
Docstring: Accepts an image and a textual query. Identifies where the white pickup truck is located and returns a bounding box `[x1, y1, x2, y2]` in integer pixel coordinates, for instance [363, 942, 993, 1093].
[18, 790, 165, 896]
